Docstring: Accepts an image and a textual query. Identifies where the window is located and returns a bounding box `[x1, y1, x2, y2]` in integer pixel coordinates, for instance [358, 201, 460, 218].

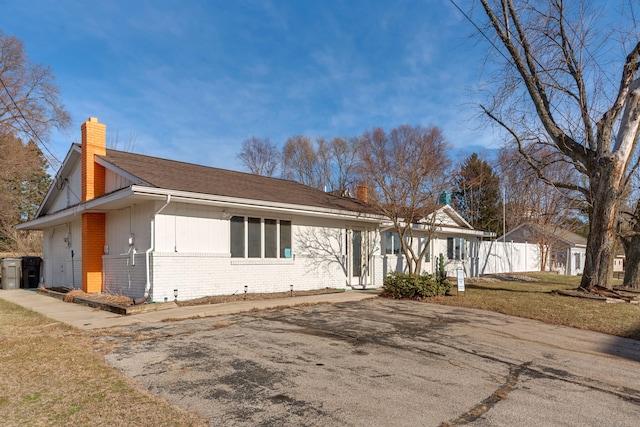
[230, 216, 292, 259]
[447, 237, 465, 260]
[248, 218, 261, 258]
[230, 216, 245, 258]
[280, 220, 292, 258]
[384, 231, 401, 255]
[265, 219, 277, 258]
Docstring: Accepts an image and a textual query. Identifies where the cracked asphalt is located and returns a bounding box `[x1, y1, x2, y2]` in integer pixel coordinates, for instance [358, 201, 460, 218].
[97, 298, 640, 426]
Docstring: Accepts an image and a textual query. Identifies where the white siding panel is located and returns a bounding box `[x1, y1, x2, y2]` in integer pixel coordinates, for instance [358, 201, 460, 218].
[49, 162, 82, 212]
[105, 202, 153, 256]
[105, 169, 134, 193]
[155, 203, 228, 253]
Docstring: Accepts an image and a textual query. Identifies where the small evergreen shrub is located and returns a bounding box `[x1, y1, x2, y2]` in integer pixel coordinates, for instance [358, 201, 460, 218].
[381, 272, 451, 300]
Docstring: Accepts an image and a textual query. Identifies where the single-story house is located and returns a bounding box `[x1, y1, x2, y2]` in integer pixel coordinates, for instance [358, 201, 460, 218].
[19, 117, 490, 302]
[501, 223, 587, 275]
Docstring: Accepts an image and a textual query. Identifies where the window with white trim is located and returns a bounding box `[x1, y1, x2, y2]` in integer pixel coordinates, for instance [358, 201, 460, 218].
[384, 231, 401, 255]
[447, 237, 465, 260]
[230, 216, 292, 259]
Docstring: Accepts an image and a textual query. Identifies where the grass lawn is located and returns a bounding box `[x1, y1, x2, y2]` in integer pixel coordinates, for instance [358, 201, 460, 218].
[426, 273, 640, 341]
[0, 299, 207, 427]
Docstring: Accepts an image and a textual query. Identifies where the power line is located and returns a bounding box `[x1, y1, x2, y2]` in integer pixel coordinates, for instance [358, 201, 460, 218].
[0, 74, 62, 169]
[447, 0, 515, 67]
[0, 73, 83, 204]
[448, 0, 606, 139]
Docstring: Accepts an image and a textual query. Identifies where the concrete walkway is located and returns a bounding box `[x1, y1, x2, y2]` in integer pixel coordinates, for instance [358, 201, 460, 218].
[0, 288, 380, 330]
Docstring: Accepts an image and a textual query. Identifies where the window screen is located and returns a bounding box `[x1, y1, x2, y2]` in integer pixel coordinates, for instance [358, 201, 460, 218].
[265, 219, 277, 258]
[248, 217, 261, 258]
[230, 216, 245, 258]
[280, 220, 292, 258]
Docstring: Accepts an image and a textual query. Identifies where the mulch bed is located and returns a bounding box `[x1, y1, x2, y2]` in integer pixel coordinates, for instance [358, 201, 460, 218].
[176, 288, 344, 307]
[38, 286, 345, 315]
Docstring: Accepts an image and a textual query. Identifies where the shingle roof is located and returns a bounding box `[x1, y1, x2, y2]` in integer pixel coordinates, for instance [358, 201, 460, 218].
[507, 222, 587, 246]
[99, 148, 375, 214]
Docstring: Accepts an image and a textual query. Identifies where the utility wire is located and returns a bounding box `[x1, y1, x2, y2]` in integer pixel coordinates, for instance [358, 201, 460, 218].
[0, 74, 62, 169]
[0, 74, 83, 204]
[448, 0, 604, 143]
[447, 0, 516, 67]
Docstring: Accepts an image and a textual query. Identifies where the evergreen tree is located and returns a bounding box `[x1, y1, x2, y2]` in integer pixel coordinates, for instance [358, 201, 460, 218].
[0, 135, 50, 251]
[452, 153, 501, 233]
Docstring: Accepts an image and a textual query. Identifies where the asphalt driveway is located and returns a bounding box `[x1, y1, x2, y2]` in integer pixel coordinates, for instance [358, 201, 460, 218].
[98, 298, 640, 426]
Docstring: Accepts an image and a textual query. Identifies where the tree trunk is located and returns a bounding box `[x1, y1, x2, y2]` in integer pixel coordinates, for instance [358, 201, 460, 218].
[622, 238, 640, 289]
[580, 168, 620, 291]
[622, 200, 640, 289]
[539, 242, 548, 272]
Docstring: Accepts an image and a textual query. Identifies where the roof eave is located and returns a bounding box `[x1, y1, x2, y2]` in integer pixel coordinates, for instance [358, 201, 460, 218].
[17, 187, 137, 230]
[129, 185, 386, 223]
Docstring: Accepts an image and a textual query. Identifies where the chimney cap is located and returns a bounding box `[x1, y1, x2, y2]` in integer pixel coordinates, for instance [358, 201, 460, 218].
[87, 117, 99, 123]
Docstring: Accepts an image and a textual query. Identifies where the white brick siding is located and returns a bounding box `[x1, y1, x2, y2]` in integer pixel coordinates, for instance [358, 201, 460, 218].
[150, 251, 350, 303]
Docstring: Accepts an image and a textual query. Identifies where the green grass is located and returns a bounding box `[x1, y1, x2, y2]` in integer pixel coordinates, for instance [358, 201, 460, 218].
[425, 273, 640, 340]
[0, 299, 207, 427]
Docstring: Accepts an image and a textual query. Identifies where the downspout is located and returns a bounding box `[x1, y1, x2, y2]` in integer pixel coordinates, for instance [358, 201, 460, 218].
[137, 195, 171, 304]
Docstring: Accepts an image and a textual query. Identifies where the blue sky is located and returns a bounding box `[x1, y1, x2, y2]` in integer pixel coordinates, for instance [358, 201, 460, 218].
[2, 0, 501, 172]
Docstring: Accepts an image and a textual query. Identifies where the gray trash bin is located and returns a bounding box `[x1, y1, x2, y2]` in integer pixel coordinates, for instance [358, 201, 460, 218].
[1, 258, 22, 290]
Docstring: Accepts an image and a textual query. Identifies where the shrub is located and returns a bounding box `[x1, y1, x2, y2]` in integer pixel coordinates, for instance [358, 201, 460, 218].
[381, 272, 451, 300]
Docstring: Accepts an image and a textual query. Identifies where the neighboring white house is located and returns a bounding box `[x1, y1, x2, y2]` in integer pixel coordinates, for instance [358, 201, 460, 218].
[18, 117, 520, 303]
[381, 205, 494, 278]
[500, 223, 587, 275]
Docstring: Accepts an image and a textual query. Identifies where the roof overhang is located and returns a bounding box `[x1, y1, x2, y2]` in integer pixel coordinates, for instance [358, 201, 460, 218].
[18, 185, 386, 230]
[128, 186, 386, 224]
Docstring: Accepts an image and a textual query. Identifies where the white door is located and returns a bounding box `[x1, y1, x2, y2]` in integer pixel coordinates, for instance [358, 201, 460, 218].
[347, 229, 369, 288]
[50, 226, 70, 286]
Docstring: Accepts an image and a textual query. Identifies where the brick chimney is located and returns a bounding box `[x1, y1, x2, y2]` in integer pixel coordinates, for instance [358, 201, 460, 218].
[81, 117, 106, 201]
[355, 185, 369, 203]
[81, 117, 106, 293]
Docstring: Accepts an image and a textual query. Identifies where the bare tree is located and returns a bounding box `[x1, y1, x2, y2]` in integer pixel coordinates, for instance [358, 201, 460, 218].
[358, 125, 451, 274]
[476, 0, 640, 290]
[498, 144, 585, 271]
[237, 136, 280, 177]
[316, 136, 359, 194]
[281, 135, 321, 188]
[0, 30, 70, 144]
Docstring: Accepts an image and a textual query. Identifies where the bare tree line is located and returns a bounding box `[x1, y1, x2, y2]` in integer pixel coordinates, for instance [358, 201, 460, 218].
[0, 30, 70, 254]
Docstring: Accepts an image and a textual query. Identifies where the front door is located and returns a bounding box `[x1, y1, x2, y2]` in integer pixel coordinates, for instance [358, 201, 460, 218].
[347, 229, 366, 287]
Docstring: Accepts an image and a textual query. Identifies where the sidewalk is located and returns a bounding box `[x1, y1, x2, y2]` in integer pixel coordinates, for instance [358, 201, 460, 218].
[0, 288, 380, 330]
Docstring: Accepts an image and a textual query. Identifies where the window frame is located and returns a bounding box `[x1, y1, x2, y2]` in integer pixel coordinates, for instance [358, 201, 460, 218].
[384, 231, 401, 255]
[230, 216, 292, 259]
[447, 237, 466, 260]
